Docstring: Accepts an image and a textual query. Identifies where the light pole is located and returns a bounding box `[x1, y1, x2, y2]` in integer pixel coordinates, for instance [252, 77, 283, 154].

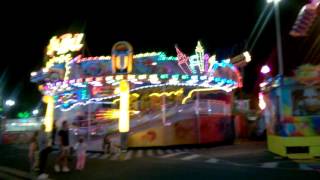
[267, 0, 284, 76]
[267, 0, 284, 122]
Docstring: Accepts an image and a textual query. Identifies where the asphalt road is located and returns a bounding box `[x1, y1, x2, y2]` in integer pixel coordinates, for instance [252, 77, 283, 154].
[0, 144, 319, 180]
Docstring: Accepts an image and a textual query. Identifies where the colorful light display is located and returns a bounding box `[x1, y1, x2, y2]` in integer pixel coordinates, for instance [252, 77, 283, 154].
[31, 34, 250, 143]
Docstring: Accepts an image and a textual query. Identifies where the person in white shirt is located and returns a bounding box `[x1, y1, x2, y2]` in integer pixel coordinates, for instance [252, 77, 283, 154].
[74, 137, 87, 170]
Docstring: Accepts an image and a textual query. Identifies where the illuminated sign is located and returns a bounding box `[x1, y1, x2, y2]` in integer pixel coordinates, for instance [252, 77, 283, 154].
[47, 33, 84, 56]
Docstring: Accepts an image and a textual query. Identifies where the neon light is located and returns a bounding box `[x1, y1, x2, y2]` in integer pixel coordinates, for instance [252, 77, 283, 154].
[112, 93, 139, 104]
[74, 52, 177, 63]
[133, 52, 159, 58]
[204, 54, 210, 73]
[63, 56, 76, 81]
[149, 88, 183, 97]
[56, 83, 237, 111]
[195, 41, 205, 73]
[42, 95, 54, 132]
[175, 46, 192, 74]
[182, 87, 232, 104]
[189, 55, 199, 74]
[47, 33, 84, 56]
[208, 55, 216, 74]
[112, 98, 120, 104]
[96, 109, 140, 120]
[119, 80, 130, 133]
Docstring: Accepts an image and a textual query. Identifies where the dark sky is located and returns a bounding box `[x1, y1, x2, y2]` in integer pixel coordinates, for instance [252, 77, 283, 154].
[1, 0, 314, 115]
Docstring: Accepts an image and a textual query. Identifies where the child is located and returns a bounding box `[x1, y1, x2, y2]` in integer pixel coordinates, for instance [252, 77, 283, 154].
[29, 131, 39, 172]
[74, 137, 87, 170]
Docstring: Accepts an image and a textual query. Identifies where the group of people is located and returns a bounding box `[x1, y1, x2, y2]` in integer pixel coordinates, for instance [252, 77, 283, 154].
[29, 121, 88, 180]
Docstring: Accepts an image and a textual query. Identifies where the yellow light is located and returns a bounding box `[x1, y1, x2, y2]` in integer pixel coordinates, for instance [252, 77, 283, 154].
[45, 53, 72, 70]
[42, 96, 54, 132]
[138, 74, 147, 80]
[119, 80, 130, 133]
[114, 87, 120, 95]
[115, 75, 124, 80]
[133, 52, 159, 58]
[96, 109, 140, 120]
[47, 33, 84, 56]
[149, 88, 183, 97]
[127, 74, 136, 80]
[112, 98, 120, 104]
[182, 87, 231, 104]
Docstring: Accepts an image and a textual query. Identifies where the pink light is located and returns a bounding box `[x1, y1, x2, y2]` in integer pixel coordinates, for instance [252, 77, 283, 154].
[260, 65, 271, 74]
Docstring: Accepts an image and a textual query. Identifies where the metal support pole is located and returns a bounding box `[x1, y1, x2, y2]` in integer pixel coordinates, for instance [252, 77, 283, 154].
[195, 92, 201, 143]
[274, 2, 284, 122]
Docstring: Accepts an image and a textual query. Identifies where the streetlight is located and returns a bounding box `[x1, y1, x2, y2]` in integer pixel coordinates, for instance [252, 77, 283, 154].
[267, 0, 284, 122]
[32, 109, 39, 116]
[5, 99, 15, 107]
[267, 0, 284, 76]
[260, 65, 271, 74]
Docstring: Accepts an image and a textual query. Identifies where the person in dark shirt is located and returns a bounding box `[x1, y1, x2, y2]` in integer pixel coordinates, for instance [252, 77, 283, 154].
[51, 121, 57, 146]
[54, 121, 70, 173]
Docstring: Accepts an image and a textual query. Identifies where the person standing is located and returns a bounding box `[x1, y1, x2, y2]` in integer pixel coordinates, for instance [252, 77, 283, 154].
[74, 137, 87, 170]
[29, 131, 39, 172]
[55, 121, 70, 172]
[102, 134, 111, 154]
[51, 121, 57, 146]
[37, 124, 51, 179]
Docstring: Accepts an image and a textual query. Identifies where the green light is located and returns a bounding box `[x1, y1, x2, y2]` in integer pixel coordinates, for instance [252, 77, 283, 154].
[160, 74, 169, 79]
[172, 74, 180, 80]
[181, 75, 190, 80]
[17, 111, 30, 119]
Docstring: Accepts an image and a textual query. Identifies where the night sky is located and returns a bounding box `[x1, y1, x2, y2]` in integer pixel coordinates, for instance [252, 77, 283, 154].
[1, 0, 316, 116]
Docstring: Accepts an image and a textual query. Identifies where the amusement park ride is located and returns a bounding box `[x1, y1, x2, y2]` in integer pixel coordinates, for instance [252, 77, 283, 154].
[31, 33, 251, 149]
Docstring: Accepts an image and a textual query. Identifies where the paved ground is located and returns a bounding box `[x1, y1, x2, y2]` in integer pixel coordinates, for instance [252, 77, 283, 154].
[0, 141, 319, 180]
